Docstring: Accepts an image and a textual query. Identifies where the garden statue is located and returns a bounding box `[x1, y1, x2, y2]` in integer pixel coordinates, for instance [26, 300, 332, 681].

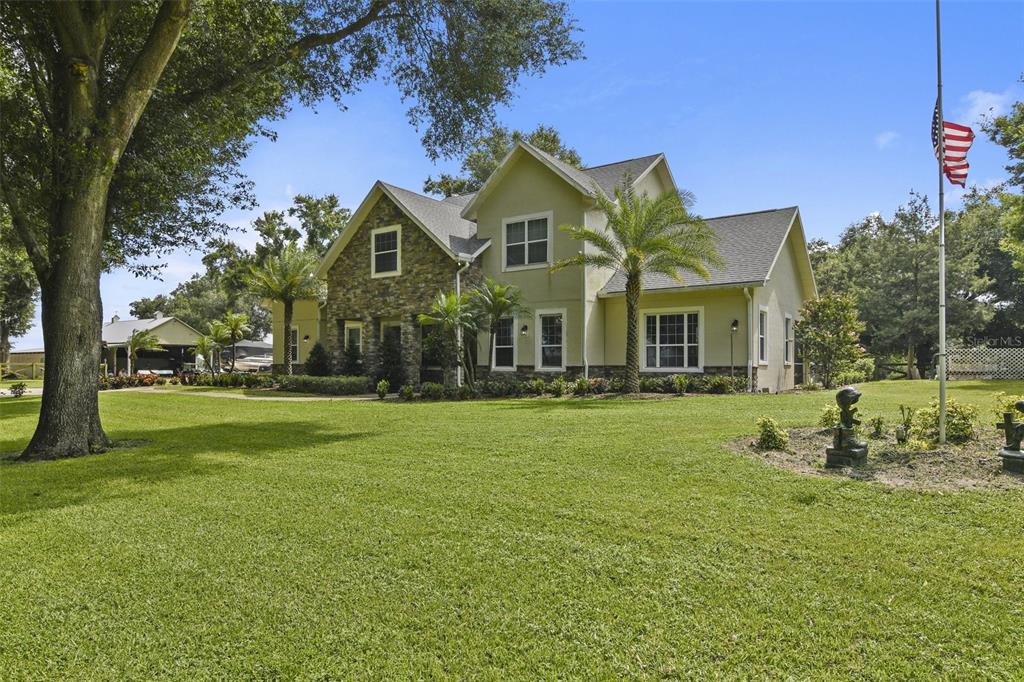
[996, 400, 1024, 474]
[825, 386, 868, 467]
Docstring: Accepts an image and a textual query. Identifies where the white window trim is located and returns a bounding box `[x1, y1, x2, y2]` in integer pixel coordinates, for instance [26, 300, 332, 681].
[784, 313, 793, 366]
[501, 211, 553, 272]
[289, 328, 298, 363]
[640, 306, 704, 373]
[344, 320, 363, 353]
[758, 305, 769, 366]
[370, 224, 402, 278]
[490, 314, 517, 372]
[534, 307, 566, 372]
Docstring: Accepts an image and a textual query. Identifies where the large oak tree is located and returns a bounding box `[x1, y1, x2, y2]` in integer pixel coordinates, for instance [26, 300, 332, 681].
[0, 0, 581, 460]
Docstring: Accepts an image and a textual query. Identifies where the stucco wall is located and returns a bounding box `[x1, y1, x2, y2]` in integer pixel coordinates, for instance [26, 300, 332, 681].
[472, 152, 588, 370]
[755, 230, 811, 392]
[601, 288, 750, 373]
[272, 299, 322, 366]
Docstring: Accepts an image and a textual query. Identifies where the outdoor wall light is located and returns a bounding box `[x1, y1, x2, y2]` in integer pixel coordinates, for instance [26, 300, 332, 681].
[302, 335, 310, 342]
[730, 319, 739, 332]
[520, 324, 529, 336]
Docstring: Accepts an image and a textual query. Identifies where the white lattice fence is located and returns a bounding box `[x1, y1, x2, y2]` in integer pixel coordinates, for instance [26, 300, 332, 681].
[947, 347, 1024, 380]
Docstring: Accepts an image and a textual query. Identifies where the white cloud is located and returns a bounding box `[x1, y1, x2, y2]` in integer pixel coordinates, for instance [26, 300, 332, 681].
[874, 131, 898, 149]
[958, 87, 1015, 126]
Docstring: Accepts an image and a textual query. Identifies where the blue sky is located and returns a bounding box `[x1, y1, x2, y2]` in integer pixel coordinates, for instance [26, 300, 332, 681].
[17, 0, 1024, 349]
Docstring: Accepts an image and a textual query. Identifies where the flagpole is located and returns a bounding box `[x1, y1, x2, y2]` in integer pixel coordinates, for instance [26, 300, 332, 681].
[935, 0, 947, 444]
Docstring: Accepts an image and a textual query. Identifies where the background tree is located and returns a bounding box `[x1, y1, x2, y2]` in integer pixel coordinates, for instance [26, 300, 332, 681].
[813, 193, 991, 378]
[982, 74, 1023, 262]
[424, 125, 583, 197]
[0, 216, 38, 365]
[288, 194, 351, 257]
[1, 0, 581, 460]
[191, 335, 216, 374]
[221, 312, 250, 372]
[125, 329, 164, 376]
[552, 185, 721, 393]
[205, 320, 232, 374]
[470, 279, 527, 370]
[794, 293, 864, 389]
[247, 244, 323, 376]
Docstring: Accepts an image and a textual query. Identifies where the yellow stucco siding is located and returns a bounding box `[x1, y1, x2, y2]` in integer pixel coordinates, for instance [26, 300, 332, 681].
[473, 152, 589, 368]
[146, 318, 202, 346]
[601, 288, 750, 371]
[272, 299, 322, 365]
[755, 230, 809, 392]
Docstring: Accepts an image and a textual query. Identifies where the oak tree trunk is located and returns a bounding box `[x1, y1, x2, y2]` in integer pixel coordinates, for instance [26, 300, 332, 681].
[21, 179, 112, 461]
[624, 274, 641, 394]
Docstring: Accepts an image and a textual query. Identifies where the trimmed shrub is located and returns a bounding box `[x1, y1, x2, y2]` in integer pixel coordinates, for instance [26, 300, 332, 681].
[993, 392, 1024, 420]
[548, 377, 569, 397]
[420, 382, 445, 400]
[910, 398, 977, 445]
[169, 376, 180, 385]
[755, 417, 789, 450]
[155, 377, 167, 386]
[457, 384, 478, 401]
[399, 384, 415, 401]
[608, 377, 625, 393]
[670, 374, 689, 394]
[589, 377, 608, 394]
[573, 376, 590, 396]
[376, 378, 390, 399]
[528, 378, 547, 396]
[8, 382, 28, 398]
[818, 404, 840, 428]
[304, 342, 333, 376]
[276, 374, 369, 396]
[480, 379, 523, 397]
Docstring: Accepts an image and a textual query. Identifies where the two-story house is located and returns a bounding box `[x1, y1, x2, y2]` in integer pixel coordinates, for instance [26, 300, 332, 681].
[271, 142, 816, 392]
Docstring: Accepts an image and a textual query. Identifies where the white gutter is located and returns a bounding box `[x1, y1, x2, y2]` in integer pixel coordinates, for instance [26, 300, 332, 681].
[455, 260, 471, 387]
[744, 287, 754, 392]
[581, 211, 589, 378]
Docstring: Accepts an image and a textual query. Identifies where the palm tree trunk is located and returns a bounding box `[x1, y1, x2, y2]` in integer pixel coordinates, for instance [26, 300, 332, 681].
[625, 273, 641, 394]
[230, 341, 237, 372]
[284, 299, 294, 375]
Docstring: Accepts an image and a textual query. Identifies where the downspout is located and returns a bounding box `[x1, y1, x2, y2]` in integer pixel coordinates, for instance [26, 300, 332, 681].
[744, 287, 754, 392]
[581, 251, 589, 379]
[455, 259, 471, 388]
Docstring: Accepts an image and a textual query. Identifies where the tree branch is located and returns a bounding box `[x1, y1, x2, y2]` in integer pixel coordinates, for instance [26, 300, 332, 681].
[0, 178, 49, 282]
[100, 0, 192, 164]
[179, 0, 396, 106]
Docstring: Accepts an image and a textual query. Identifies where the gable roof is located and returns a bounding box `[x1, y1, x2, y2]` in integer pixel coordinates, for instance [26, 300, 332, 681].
[600, 207, 814, 295]
[102, 316, 201, 345]
[582, 154, 665, 197]
[460, 142, 668, 220]
[317, 181, 490, 278]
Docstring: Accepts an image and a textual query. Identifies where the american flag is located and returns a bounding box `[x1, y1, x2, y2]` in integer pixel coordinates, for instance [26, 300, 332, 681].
[932, 102, 975, 187]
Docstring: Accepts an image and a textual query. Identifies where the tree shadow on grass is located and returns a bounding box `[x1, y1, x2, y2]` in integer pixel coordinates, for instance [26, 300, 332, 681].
[0, 396, 43, 419]
[1, 420, 375, 517]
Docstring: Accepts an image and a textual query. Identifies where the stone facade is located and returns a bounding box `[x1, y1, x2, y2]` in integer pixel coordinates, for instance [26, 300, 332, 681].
[322, 194, 482, 385]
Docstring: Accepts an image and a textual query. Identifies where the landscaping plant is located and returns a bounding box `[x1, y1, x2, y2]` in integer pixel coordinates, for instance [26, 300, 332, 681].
[376, 379, 390, 400]
[754, 417, 789, 451]
[910, 398, 978, 445]
[399, 384, 416, 402]
[794, 293, 865, 389]
[304, 342, 334, 377]
[7, 382, 27, 398]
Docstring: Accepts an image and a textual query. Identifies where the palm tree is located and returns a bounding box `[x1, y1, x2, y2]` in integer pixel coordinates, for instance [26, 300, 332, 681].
[418, 291, 477, 388]
[206, 320, 232, 374]
[470, 278, 527, 370]
[247, 243, 322, 375]
[125, 328, 164, 375]
[191, 335, 217, 373]
[221, 312, 251, 372]
[552, 185, 722, 393]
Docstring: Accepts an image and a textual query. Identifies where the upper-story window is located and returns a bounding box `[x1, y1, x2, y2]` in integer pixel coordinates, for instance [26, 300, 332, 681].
[371, 225, 401, 277]
[503, 212, 551, 270]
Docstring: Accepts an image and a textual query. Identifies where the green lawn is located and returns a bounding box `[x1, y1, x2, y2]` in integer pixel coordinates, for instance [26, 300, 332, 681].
[2, 381, 1023, 678]
[0, 379, 43, 388]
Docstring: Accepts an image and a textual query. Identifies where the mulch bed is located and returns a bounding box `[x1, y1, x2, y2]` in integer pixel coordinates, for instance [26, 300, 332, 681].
[729, 427, 1024, 491]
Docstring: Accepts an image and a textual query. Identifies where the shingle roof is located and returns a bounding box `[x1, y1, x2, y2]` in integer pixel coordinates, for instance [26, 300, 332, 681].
[583, 154, 663, 196]
[600, 207, 799, 294]
[102, 317, 177, 344]
[380, 183, 490, 258]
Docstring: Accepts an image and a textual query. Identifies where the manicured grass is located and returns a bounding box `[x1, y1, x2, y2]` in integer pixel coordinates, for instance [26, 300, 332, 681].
[0, 379, 43, 388]
[2, 381, 1023, 677]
